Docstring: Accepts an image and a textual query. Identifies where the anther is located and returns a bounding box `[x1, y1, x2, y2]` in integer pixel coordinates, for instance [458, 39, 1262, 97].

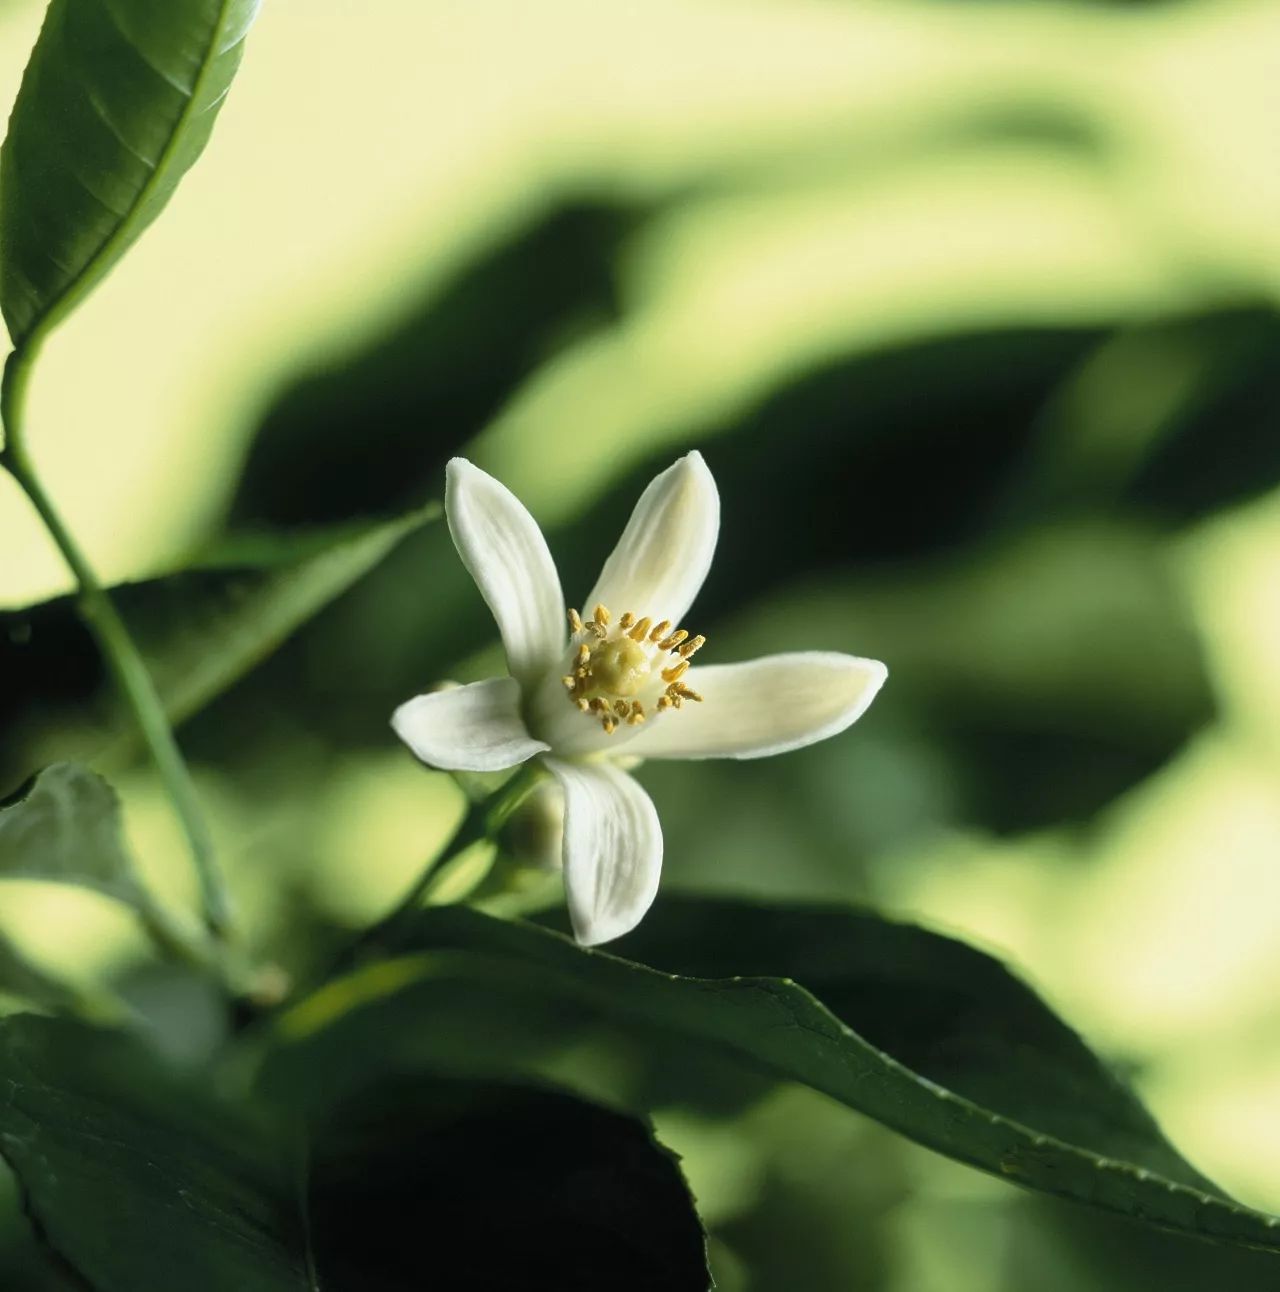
[576, 698, 591, 712]
[657, 695, 673, 711]
[577, 643, 591, 665]
[662, 660, 689, 683]
[627, 709, 645, 725]
[628, 617, 652, 641]
[659, 629, 688, 650]
[593, 604, 610, 627]
[602, 717, 617, 735]
[614, 700, 630, 716]
[561, 675, 577, 691]
[619, 612, 635, 629]
[676, 685, 703, 703]
[568, 608, 584, 633]
[678, 635, 706, 659]
[649, 619, 671, 643]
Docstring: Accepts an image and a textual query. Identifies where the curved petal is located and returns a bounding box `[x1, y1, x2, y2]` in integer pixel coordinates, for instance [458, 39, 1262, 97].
[447, 458, 566, 686]
[545, 758, 663, 947]
[622, 652, 887, 760]
[583, 451, 719, 628]
[392, 678, 549, 772]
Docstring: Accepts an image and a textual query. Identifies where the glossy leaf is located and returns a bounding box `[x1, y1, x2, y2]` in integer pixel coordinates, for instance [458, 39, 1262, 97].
[263, 901, 1280, 1254]
[0, 0, 261, 346]
[0, 507, 438, 790]
[0, 1016, 709, 1292]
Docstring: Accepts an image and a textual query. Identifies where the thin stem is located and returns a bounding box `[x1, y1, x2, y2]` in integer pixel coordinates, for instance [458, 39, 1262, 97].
[1, 348, 236, 943]
[347, 764, 544, 962]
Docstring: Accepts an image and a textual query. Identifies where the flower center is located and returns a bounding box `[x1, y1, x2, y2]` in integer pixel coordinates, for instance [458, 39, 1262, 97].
[562, 603, 706, 735]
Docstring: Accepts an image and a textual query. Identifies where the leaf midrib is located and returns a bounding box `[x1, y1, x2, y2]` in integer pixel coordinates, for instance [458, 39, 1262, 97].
[19, 0, 249, 349]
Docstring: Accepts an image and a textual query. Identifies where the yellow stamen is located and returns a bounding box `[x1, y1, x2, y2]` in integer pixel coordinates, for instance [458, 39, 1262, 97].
[563, 606, 707, 728]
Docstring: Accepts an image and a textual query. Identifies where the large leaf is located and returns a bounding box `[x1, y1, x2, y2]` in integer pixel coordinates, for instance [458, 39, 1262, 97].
[0, 0, 260, 346]
[308, 1076, 709, 1292]
[0, 1016, 708, 1292]
[262, 901, 1280, 1255]
[0, 507, 438, 790]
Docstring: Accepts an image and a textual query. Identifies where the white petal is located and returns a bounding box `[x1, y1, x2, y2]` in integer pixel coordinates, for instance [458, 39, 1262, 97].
[392, 678, 549, 772]
[583, 451, 719, 628]
[545, 758, 663, 946]
[622, 652, 887, 760]
[446, 458, 566, 687]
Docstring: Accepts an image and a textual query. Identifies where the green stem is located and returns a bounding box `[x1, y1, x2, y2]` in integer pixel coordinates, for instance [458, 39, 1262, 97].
[350, 764, 544, 961]
[0, 348, 236, 943]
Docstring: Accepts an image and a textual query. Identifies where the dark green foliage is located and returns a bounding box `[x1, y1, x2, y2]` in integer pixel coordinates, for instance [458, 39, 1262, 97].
[261, 902, 1280, 1252]
[0, 1017, 710, 1291]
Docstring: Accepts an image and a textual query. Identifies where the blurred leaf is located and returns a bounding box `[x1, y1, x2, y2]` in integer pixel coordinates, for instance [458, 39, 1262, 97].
[0, 1015, 709, 1292]
[228, 201, 637, 527]
[0, 763, 144, 906]
[1008, 309, 1280, 528]
[0, 926, 88, 1017]
[0, 0, 260, 346]
[0, 506, 439, 791]
[262, 902, 1280, 1254]
[1003, 1193, 1280, 1292]
[711, 520, 1213, 835]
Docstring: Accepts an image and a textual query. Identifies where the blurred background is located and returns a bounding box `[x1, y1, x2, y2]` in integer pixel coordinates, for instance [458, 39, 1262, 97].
[2, 0, 1280, 1286]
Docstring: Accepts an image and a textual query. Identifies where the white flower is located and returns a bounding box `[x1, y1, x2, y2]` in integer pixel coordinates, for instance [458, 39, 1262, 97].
[392, 453, 887, 946]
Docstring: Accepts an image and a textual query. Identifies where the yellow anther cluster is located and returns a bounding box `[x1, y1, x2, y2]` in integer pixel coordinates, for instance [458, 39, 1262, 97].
[561, 603, 705, 734]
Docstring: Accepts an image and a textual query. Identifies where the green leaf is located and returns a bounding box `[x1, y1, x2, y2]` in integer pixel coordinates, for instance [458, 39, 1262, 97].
[0, 1016, 709, 1292]
[0, 763, 143, 906]
[0, 927, 90, 1016]
[307, 1076, 710, 1292]
[0, 0, 261, 347]
[0, 506, 439, 790]
[0, 1017, 307, 1292]
[261, 901, 1280, 1255]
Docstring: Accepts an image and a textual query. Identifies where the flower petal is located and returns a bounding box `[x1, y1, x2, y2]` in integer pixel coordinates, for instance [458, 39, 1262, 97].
[446, 458, 566, 686]
[545, 757, 663, 946]
[583, 451, 719, 628]
[622, 652, 887, 760]
[392, 678, 549, 772]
